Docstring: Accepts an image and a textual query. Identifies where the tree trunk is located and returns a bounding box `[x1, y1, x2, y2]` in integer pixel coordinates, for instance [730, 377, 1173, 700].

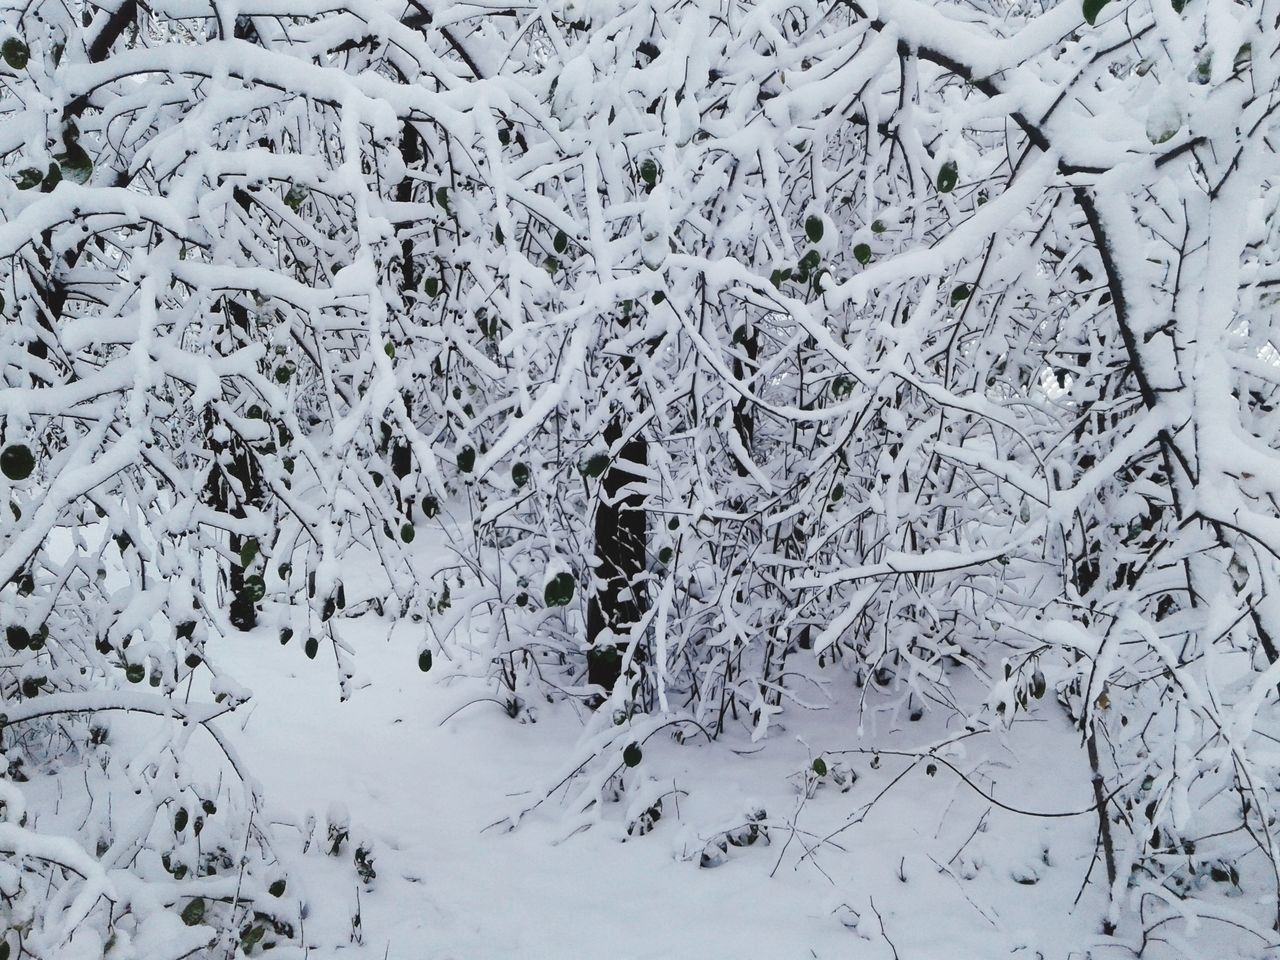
[586, 416, 647, 697]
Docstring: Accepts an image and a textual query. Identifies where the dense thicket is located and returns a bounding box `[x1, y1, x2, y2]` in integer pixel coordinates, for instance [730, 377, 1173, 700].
[2, 0, 1278, 953]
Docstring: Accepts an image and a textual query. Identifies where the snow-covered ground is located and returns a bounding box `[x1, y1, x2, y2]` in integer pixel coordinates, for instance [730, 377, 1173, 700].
[219, 610, 1119, 959]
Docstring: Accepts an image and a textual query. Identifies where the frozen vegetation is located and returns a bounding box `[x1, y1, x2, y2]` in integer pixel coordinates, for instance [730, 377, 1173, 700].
[1, 0, 1279, 955]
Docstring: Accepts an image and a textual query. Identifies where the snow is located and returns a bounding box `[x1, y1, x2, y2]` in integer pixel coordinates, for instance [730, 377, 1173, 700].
[205, 545, 1117, 959]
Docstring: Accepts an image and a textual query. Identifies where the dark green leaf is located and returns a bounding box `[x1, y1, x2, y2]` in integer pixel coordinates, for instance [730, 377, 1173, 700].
[57, 144, 92, 184]
[1, 444, 34, 481]
[853, 243, 872, 265]
[936, 161, 958, 194]
[181, 898, 205, 927]
[805, 215, 824, 243]
[580, 452, 609, 478]
[544, 571, 575, 607]
[418, 649, 432, 672]
[5, 627, 28, 660]
[623, 743, 642, 767]
[1083, 0, 1110, 23]
[2, 39, 29, 70]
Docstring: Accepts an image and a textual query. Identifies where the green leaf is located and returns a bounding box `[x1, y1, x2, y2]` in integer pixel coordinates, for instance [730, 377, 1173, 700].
[268, 879, 286, 897]
[830, 482, 844, 502]
[871, 219, 886, 234]
[950, 283, 972, 306]
[14, 167, 42, 190]
[2, 38, 29, 70]
[456, 446, 475, 473]
[639, 159, 658, 186]
[181, 898, 206, 927]
[239, 538, 258, 569]
[1083, 0, 1110, 23]
[241, 925, 265, 951]
[6, 626, 29, 651]
[174, 808, 189, 833]
[805, 214, 824, 243]
[623, 742, 642, 767]
[304, 637, 319, 659]
[658, 547, 673, 564]
[580, 452, 609, 478]
[400, 522, 415, 543]
[425, 276, 440, 297]
[57, 144, 92, 185]
[936, 161, 958, 194]
[421, 495, 439, 518]
[279, 627, 293, 646]
[1031, 670, 1047, 699]
[511, 462, 530, 488]
[126, 663, 145, 684]
[244, 575, 266, 602]
[384, 341, 396, 358]
[853, 243, 872, 265]
[830, 375, 853, 399]
[554, 230, 568, 254]
[1, 444, 34, 481]
[418, 649, 433, 672]
[544, 571, 575, 607]
[812, 757, 828, 776]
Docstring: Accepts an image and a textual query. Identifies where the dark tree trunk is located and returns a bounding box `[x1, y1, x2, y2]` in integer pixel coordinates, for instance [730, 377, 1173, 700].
[586, 416, 648, 696]
[731, 322, 758, 476]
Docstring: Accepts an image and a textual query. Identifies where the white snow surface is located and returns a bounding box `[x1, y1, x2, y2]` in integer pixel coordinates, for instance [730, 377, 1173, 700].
[212, 541, 1120, 959]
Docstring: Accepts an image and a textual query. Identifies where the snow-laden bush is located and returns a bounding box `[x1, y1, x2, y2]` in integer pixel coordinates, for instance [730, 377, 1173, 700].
[0, 0, 489, 952]
[3, 0, 1280, 951]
